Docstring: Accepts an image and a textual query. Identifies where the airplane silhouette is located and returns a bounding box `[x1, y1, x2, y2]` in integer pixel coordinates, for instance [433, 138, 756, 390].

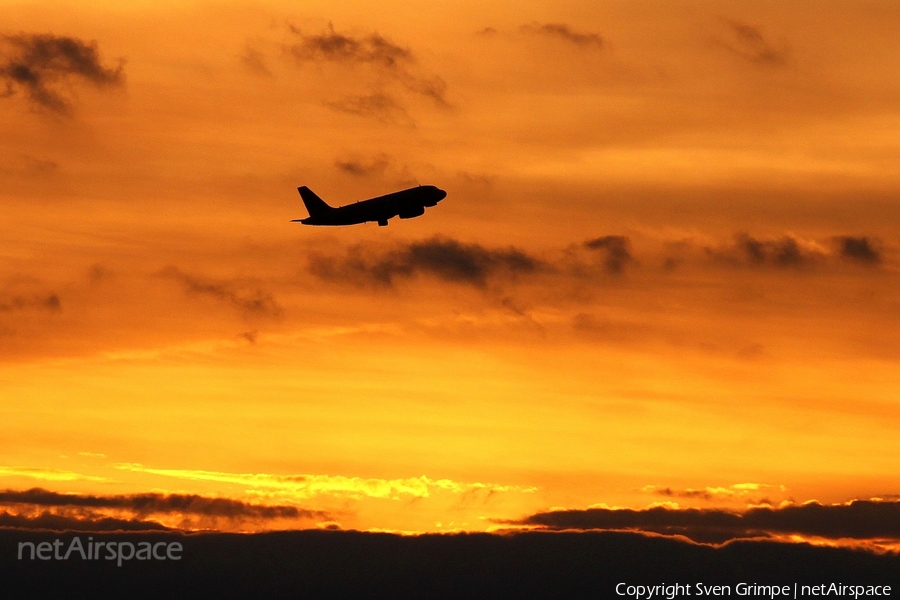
[292, 185, 447, 226]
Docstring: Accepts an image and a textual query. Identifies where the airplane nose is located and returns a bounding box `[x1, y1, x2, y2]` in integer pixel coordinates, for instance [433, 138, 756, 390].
[435, 188, 447, 201]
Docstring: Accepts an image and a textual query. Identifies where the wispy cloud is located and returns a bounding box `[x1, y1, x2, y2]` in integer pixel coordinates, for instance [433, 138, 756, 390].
[0, 466, 106, 482]
[334, 154, 391, 177]
[241, 44, 271, 76]
[716, 19, 788, 67]
[115, 463, 535, 501]
[325, 92, 413, 125]
[0, 293, 60, 312]
[286, 23, 449, 120]
[157, 266, 284, 319]
[288, 24, 412, 69]
[642, 483, 785, 502]
[520, 23, 603, 49]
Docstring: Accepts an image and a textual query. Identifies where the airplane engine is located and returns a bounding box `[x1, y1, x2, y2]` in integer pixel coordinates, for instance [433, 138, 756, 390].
[398, 205, 425, 219]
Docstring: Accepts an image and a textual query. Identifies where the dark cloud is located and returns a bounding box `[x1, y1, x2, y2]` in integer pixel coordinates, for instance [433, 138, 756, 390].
[335, 154, 390, 177]
[583, 236, 633, 274]
[717, 19, 788, 66]
[654, 487, 716, 501]
[706, 234, 822, 268]
[520, 23, 603, 49]
[513, 500, 900, 544]
[695, 232, 891, 270]
[288, 24, 448, 108]
[0, 510, 170, 532]
[309, 232, 885, 296]
[835, 236, 881, 265]
[289, 24, 412, 68]
[0, 33, 124, 113]
[0, 488, 327, 521]
[738, 234, 804, 266]
[0, 293, 61, 312]
[158, 266, 283, 318]
[403, 238, 537, 284]
[309, 237, 541, 288]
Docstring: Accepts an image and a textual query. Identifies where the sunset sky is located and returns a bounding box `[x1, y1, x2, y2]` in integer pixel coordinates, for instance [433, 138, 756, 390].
[1, 0, 899, 543]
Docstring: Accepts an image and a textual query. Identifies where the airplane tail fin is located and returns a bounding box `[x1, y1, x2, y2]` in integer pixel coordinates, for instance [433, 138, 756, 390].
[297, 186, 333, 218]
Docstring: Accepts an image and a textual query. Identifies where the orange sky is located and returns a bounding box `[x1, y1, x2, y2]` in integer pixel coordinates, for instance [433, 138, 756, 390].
[1, 0, 899, 535]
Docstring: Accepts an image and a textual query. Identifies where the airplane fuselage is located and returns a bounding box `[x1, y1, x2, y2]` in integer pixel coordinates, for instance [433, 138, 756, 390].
[293, 185, 446, 227]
